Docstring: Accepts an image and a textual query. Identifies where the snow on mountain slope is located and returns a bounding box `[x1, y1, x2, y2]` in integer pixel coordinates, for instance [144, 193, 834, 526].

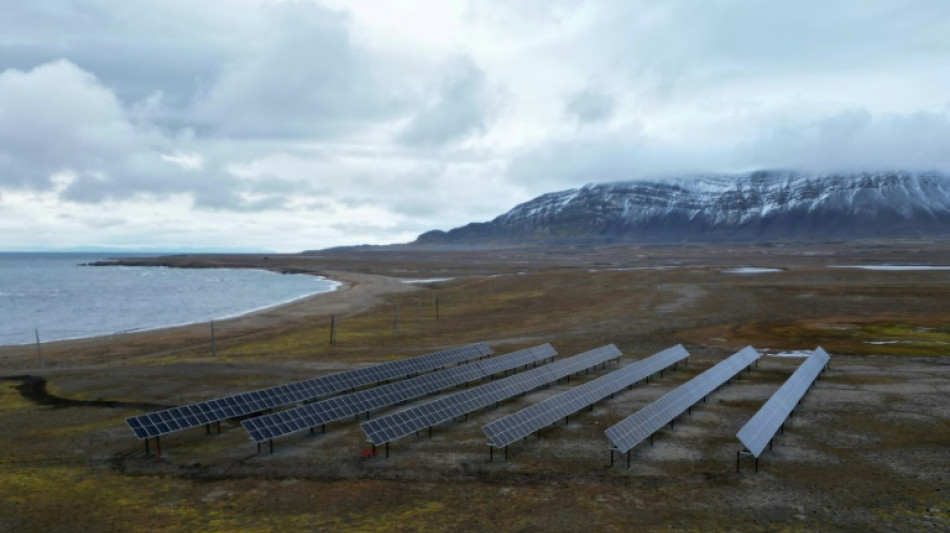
[416, 170, 950, 244]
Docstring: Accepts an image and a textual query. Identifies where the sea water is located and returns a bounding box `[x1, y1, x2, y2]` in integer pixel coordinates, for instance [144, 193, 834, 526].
[0, 253, 338, 346]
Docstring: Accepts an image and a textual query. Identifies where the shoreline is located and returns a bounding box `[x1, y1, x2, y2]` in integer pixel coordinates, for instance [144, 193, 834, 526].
[0, 275, 343, 349]
[0, 268, 421, 369]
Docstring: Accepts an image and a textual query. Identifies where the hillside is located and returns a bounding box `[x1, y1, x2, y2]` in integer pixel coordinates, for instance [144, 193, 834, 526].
[416, 170, 950, 244]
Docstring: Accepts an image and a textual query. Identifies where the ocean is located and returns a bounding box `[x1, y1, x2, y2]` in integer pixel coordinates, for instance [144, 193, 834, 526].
[0, 253, 339, 346]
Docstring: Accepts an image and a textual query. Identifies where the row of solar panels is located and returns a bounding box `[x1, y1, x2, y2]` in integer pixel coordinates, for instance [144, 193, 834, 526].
[127, 342, 494, 439]
[483, 344, 690, 449]
[127, 340, 622, 446]
[602, 346, 829, 468]
[349, 344, 826, 459]
[242, 344, 558, 443]
[606, 345, 761, 454]
[737, 347, 829, 458]
[243, 342, 690, 450]
[361, 344, 623, 446]
[128, 340, 827, 464]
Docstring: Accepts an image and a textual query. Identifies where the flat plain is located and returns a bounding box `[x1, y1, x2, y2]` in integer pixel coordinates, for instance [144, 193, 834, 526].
[1, 242, 949, 532]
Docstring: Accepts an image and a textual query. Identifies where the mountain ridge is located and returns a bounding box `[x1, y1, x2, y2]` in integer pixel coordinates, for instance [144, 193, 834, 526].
[415, 170, 950, 245]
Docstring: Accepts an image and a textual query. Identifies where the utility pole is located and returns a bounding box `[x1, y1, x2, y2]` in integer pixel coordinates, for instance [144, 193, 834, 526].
[35, 329, 43, 369]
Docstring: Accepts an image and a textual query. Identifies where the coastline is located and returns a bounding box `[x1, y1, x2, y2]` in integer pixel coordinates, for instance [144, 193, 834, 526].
[0, 267, 421, 369]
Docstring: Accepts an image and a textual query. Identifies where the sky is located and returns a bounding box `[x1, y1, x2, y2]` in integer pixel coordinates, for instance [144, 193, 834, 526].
[1, 0, 949, 252]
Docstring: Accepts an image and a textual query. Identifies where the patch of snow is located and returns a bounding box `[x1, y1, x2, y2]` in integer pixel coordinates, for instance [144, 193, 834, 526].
[866, 340, 950, 345]
[830, 265, 950, 271]
[760, 349, 812, 358]
[723, 267, 783, 275]
[401, 277, 454, 284]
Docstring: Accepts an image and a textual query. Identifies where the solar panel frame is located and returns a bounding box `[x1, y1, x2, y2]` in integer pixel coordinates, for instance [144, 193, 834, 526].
[736, 347, 829, 458]
[126, 342, 493, 440]
[361, 344, 622, 446]
[483, 344, 689, 449]
[605, 346, 760, 454]
[241, 344, 557, 443]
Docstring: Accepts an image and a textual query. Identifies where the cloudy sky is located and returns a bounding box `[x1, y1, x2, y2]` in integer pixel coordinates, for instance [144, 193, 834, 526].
[2, 0, 949, 252]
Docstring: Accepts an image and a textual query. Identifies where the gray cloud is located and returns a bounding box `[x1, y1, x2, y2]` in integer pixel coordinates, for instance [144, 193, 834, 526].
[0, 59, 289, 210]
[398, 55, 499, 147]
[0, 1, 235, 110]
[194, 2, 404, 139]
[564, 88, 615, 124]
[507, 106, 950, 196]
[738, 109, 950, 172]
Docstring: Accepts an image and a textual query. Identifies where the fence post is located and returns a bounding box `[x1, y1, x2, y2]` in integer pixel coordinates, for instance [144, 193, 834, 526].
[329, 314, 336, 345]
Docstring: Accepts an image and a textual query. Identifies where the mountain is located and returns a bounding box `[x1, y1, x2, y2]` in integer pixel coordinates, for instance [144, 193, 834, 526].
[415, 170, 950, 245]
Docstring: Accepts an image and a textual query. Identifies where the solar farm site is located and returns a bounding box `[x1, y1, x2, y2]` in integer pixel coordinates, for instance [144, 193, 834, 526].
[1, 243, 949, 531]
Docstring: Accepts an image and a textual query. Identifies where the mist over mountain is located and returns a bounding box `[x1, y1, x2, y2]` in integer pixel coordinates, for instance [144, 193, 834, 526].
[415, 170, 950, 245]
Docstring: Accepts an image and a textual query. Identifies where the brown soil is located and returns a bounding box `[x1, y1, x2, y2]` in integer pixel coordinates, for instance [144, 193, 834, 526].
[0, 242, 948, 532]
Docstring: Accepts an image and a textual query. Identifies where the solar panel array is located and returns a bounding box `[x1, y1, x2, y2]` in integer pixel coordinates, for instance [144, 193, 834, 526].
[482, 344, 688, 449]
[361, 344, 622, 446]
[736, 347, 829, 458]
[606, 346, 760, 454]
[241, 344, 557, 444]
[126, 342, 493, 439]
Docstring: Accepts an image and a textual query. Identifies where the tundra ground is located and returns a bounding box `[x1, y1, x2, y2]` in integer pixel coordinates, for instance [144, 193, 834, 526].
[1, 242, 948, 532]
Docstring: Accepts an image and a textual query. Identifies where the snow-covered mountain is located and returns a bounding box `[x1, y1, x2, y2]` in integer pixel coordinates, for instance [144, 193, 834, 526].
[416, 170, 950, 244]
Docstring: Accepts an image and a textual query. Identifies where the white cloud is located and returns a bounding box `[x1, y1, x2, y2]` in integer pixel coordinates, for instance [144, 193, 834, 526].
[0, 60, 164, 191]
[160, 151, 204, 171]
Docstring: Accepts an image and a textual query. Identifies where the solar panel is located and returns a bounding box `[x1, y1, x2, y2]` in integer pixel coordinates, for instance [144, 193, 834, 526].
[605, 346, 760, 455]
[736, 347, 829, 458]
[483, 344, 689, 449]
[361, 344, 622, 447]
[241, 344, 557, 444]
[126, 342, 493, 440]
